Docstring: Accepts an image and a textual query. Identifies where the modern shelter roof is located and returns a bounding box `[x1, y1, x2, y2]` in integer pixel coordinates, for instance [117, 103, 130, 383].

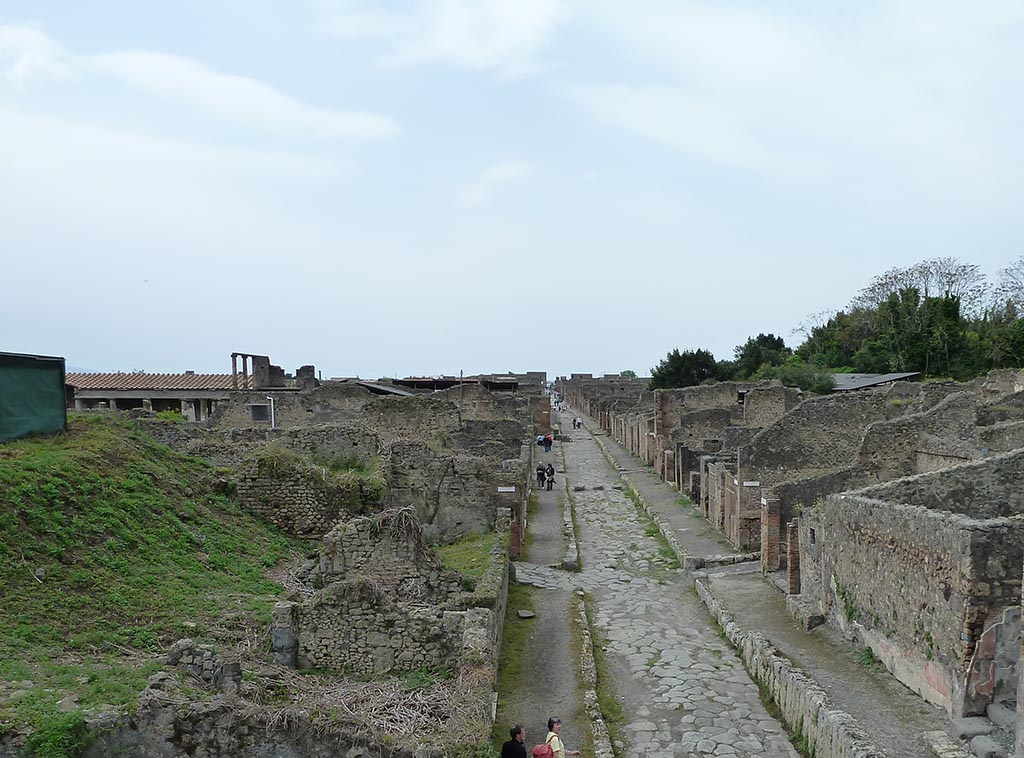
[829, 372, 920, 391]
[66, 372, 253, 391]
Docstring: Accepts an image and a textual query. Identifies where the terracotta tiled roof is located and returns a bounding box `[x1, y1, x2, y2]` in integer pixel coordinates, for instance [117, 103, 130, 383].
[66, 372, 253, 391]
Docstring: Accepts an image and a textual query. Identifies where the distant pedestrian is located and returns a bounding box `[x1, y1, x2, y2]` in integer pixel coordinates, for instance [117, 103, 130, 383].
[545, 463, 555, 491]
[536, 463, 547, 488]
[543, 433, 553, 453]
[545, 718, 580, 758]
[502, 725, 527, 758]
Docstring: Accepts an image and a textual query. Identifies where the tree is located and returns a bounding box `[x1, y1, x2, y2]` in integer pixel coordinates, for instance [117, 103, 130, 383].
[619, 369, 637, 378]
[649, 348, 718, 389]
[733, 333, 790, 378]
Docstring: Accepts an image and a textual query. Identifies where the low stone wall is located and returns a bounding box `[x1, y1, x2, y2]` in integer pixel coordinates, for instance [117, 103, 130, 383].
[236, 448, 384, 537]
[695, 576, 883, 758]
[78, 688, 422, 758]
[295, 581, 461, 674]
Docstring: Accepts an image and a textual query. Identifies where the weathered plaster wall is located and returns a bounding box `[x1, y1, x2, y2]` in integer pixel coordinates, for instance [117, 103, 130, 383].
[798, 488, 1024, 716]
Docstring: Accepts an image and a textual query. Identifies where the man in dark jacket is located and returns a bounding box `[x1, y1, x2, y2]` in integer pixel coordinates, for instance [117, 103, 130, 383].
[502, 725, 527, 758]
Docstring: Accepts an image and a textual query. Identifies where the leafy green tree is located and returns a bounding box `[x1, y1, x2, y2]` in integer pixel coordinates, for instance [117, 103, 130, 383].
[649, 348, 718, 389]
[619, 369, 637, 378]
[734, 333, 791, 378]
[752, 358, 835, 394]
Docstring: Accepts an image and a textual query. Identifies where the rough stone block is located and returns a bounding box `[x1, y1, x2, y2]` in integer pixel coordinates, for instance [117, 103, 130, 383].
[968, 734, 1006, 758]
[953, 717, 993, 739]
[985, 702, 1015, 728]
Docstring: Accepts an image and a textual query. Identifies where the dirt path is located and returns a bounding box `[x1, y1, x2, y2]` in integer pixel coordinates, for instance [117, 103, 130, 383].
[495, 441, 585, 752]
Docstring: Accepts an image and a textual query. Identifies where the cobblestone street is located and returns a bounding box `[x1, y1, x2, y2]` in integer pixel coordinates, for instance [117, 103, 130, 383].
[518, 411, 798, 757]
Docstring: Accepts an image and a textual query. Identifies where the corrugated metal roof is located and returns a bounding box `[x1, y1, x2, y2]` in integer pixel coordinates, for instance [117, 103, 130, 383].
[829, 372, 920, 391]
[66, 372, 252, 391]
[355, 381, 417, 397]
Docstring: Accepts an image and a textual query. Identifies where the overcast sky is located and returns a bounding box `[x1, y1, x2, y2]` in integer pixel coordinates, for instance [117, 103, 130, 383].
[2, 1, 1022, 380]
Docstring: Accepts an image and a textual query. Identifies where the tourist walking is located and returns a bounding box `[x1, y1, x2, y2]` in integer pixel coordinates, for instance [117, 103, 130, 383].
[545, 718, 580, 758]
[544, 463, 555, 491]
[543, 433, 553, 453]
[536, 462, 547, 488]
[502, 725, 527, 758]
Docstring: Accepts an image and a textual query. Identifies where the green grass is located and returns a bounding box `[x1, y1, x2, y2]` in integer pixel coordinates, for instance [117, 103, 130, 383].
[0, 415, 306, 745]
[436, 531, 498, 582]
[584, 594, 626, 758]
[491, 582, 536, 749]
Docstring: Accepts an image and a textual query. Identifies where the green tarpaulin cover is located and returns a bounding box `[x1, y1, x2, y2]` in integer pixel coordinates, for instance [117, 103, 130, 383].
[0, 354, 67, 443]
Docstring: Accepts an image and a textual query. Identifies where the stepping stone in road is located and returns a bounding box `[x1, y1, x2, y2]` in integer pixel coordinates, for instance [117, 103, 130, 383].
[517, 610, 536, 619]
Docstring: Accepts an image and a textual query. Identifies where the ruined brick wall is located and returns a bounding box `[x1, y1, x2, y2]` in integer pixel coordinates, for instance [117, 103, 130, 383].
[770, 466, 875, 533]
[138, 420, 380, 469]
[296, 581, 460, 674]
[741, 386, 802, 429]
[655, 384, 744, 436]
[857, 391, 978, 480]
[235, 449, 384, 536]
[739, 388, 908, 482]
[799, 491, 1024, 716]
[668, 408, 734, 446]
[210, 383, 374, 429]
[978, 420, 1024, 455]
[285, 514, 509, 677]
[854, 448, 1024, 519]
[386, 441, 522, 544]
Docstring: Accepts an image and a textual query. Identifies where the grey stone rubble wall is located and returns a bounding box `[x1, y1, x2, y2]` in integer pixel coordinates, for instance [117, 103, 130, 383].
[739, 387, 909, 482]
[77, 684, 426, 758]
[235, 462, 361, 537]
[296, 586, 460, 675]
[694, 577, 884, 758]
[857, 391, 978, 481]
[854, 447, 1024, 519]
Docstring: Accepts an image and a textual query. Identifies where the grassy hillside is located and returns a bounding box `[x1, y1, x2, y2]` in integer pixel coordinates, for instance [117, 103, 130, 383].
[0, 415, 304, 748]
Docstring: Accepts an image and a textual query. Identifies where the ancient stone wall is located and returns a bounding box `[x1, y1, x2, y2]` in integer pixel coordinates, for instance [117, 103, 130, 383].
[741, 385, 803, 429]
[739, 387, 908, 481]
[855, 447, 1024, 519]
[857, 391, 978, 480]
[209, 383, 373, 429]
[386, 440, 521, 543]
[278, 512, 508, 677]
[234, 448, 384, 537]
[798, 488, 1024, 717]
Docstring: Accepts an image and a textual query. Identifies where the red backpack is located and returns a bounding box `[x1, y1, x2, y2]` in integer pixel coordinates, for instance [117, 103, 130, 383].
[532, 735, 555, 758]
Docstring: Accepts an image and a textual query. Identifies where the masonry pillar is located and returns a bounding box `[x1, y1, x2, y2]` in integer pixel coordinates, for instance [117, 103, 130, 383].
[231, 353, 238, 390]
[786, 520, 801, 594]
[664, 448, 674, 486]
[240, 355, 249, 389]
[74, 398, 85, 410]
[761, 496, 781, 574]
[108, 398, 117, 411]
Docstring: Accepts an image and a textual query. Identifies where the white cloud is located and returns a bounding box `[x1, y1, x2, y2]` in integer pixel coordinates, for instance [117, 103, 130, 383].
[561, 0, 1024, 197]
[456, 159, 537, 207]
[82, 51, 398, 140]
[0, 23, 398, 140]
[316, 0, 569, 79]
[0, 23, 73, 87]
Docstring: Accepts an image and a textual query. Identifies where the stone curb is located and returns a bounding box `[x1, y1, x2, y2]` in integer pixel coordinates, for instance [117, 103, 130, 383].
[560, 445, 582, 572]
[576, 594, 616, 758]
[694, 575, 884, 758]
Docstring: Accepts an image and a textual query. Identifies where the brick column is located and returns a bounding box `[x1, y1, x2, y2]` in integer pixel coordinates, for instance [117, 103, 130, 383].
[786, 520, 801, 594]
[761, 496, 781, 574]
